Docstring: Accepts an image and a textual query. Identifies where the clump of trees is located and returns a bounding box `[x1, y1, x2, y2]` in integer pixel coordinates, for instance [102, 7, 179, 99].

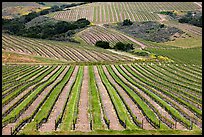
[122, 19, 133, 26]
[95, 41, 134, 52]
[160, 11, 177, 18]
[2, 16, 90, 41]
[178, 11, 202, 27]
[114, 42, 134, 51]
[134, 51, 149, 56]
[95, 41, 111, 49]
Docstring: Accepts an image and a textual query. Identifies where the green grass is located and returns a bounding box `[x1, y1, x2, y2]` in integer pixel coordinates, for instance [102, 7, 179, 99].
[126, 64, 191, 128]
[2, 67, 42, 106]
[117, 63, 201, 128]
[162, 36, 202, 48]
[130, 64, 202, 118]
[25, 66, 74, 129]
[20, 66, 67, 133]
[88, 66, 106, 130]
[147, 47, 202, 65]
[59, 66, 83, 131]
[114, 65, 168, 129]
[2, 66, 39, 93]
[2, 66, 62, 125]
[18, 129, 202, 135]
[17, 66, 48, 81]
[139, 64, 201, 102]
[105, 65, 142, 127]
[97, 65, 139, 130]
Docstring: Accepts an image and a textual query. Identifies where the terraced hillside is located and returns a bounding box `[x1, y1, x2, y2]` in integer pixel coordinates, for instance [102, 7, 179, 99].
[2, 34, 136, 64]
[2, 2, 202, 135]
[49, 2, 200, 24]
[2, 63, 202, 135]
[77, 25, 141, 48]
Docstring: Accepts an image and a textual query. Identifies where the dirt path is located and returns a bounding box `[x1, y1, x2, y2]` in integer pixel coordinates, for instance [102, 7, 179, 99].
[75, 66, 90, 132]
[39, 66, 79, 132]
[102, 66, 154, 130]
[107, 49, 143, 60]
[2, 66, 66, 135]
[93, 66, 123, 130]
[157, 14, 167, 23]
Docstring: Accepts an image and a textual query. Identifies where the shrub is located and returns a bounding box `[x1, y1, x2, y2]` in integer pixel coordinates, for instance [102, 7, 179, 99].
[75, 18, 90, 28]
[122, 19, 133, 26]
[24, 12, 38, 23]
[178, 11, 202, 27]
[160, 11, 177, 18]
[114, 42, 134, 51]
[95, 41, 111, 49]
[134, 51, 149, 56]
[157, 55, 170, 61]
[39, 9, 49, 15]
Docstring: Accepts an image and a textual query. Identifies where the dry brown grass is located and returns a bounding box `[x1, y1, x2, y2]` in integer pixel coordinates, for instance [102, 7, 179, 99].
[2, 52, 40, 63]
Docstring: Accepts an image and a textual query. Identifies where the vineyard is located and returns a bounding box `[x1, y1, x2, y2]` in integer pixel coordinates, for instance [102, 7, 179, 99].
[2, 34, 136, 64]
[2, 1, 202, 135]
[49, 2, 200, 24]
[2, 63, 202, 135]
[77, 25, 141, 48]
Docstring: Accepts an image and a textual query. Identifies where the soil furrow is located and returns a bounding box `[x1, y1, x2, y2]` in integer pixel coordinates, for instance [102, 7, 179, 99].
[103, 65, 154, 130]
[2, 66, 67, 135]
[39, 66, 79, 132]
[93, 66, 123, 130]
[75, 66, 90, 132]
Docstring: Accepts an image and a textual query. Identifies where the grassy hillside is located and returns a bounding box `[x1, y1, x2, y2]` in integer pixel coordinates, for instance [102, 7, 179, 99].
[2, 2, 202, 135]
[147, 47, 202, 65]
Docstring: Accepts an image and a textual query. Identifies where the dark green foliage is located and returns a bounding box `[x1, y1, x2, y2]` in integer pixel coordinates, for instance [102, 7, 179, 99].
[159, 24, 165, 28]
[122, 19, 133, 26]
[2, 18, 25, 35]
[39, 9, 49, 15]
[55, 21, 73, 34]
[178, 11, 202, 27]
[36, 2, 45, 5]
[50, 5, 62, 12]
[75, 18, 90, 28]
[114, 42, 134, 51]
[24, 12, 38, 23]
[160, 11, 177, 18]
[134, 51, 149, 56]
[3, 15, 90, 41]
[95, 41, 111, 49]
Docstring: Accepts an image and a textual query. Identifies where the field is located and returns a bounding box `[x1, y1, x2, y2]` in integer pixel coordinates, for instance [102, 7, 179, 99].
[2, 2, 50, 19]
[48, 2, 200, 24]
[2, 34, 137, 64]
[147, 47, 202, 65]
[77, 25, 141, 48]
[2, 63, 202, 135]
[2, 2, 202, 135]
